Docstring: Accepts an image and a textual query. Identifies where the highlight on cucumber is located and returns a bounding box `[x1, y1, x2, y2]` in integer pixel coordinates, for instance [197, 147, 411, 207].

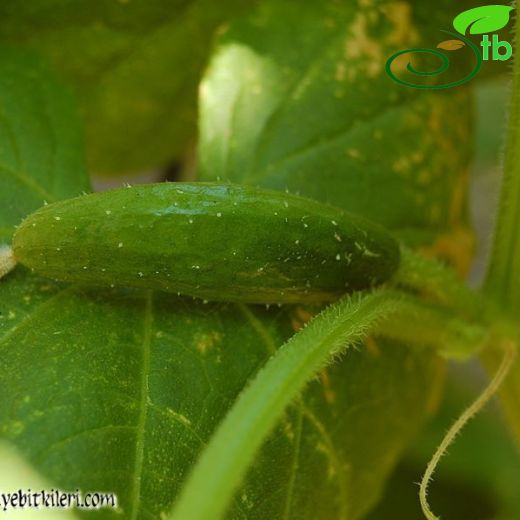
[6, 183, 400, 304]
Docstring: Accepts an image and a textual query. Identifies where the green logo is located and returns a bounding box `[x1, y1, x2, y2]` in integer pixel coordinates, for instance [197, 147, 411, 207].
[386, 4, 514, 89]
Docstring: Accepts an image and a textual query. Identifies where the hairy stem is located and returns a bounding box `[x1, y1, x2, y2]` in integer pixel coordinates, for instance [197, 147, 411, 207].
[170, 289, 485, 520]
[483, 12, 520, 314]
[377, 299, 488, 361]
[419, 342, 517, 520]
[0, 246, 16, 279]
[394, 248, 485, 317]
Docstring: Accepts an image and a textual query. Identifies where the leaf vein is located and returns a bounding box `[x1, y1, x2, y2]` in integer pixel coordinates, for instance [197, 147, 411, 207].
[129, 291, 153, 520]
[235, 303, 277, 355]
[0, 286, 73, 346]
[34, 425, 135, 463]
[0, 164, 56, 203]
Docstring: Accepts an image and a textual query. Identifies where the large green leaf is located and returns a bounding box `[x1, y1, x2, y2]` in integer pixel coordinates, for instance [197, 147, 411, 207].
[0, 42, 442, 519]
[0, 272, 442, 519]
[0, 0, 253, 174]
[199, 0, 474, 254]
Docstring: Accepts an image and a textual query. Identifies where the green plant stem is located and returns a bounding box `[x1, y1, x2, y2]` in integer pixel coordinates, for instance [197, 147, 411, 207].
[394, 247, 485, 317]
[377, 299, 488, 361]
[397, 247, 520, 446]
[483, 13, 520, 314]
[170, 289, 486, 520]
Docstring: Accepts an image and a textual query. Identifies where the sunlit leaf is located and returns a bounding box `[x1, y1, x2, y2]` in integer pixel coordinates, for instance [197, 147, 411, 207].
[199, 0, 474, 258]
[0, 1, 253, 174]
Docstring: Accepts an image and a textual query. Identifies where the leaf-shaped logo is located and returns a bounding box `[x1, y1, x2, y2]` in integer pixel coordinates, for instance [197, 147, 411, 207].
[437, 39, 466, 51]
[453, 5, 514, 35]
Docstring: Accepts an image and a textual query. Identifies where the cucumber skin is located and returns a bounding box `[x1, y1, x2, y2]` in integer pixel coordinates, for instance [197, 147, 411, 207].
[12, 183, 400, 303]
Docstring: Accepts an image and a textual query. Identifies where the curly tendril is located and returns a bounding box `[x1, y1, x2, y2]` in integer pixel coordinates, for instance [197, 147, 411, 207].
[385, 30, 482, 89]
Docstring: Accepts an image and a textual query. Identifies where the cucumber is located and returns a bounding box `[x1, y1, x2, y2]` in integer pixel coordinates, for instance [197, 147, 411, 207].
[12, 183, 400, 303]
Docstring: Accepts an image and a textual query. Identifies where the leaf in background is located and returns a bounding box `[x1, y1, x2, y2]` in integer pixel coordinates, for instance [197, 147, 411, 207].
[0, 46, 89, 243]
[199, 0, 474, 261]
[0, 0, 253, 174]
[0, 43, 441, 519]
[453, 5, 514, 36]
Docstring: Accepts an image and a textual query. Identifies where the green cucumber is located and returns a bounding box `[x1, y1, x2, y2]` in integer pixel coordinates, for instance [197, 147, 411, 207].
[12, 183, 400, 303]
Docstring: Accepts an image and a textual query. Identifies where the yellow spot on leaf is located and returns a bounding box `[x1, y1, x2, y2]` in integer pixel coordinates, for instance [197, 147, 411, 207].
[364, 336, 381, 357]
[319, 369, 336, 404]
[419, 226, 475, 277]
[194, 331, 222, 354]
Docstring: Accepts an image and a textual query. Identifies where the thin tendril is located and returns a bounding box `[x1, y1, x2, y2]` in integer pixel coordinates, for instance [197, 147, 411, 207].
[419, 341, 517, 520]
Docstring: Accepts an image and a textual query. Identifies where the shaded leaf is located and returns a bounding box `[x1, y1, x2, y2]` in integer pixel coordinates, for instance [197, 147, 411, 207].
[453, 5, 514, 35]
[437, 39, 466, 51]
[0, 0, 253, 174]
